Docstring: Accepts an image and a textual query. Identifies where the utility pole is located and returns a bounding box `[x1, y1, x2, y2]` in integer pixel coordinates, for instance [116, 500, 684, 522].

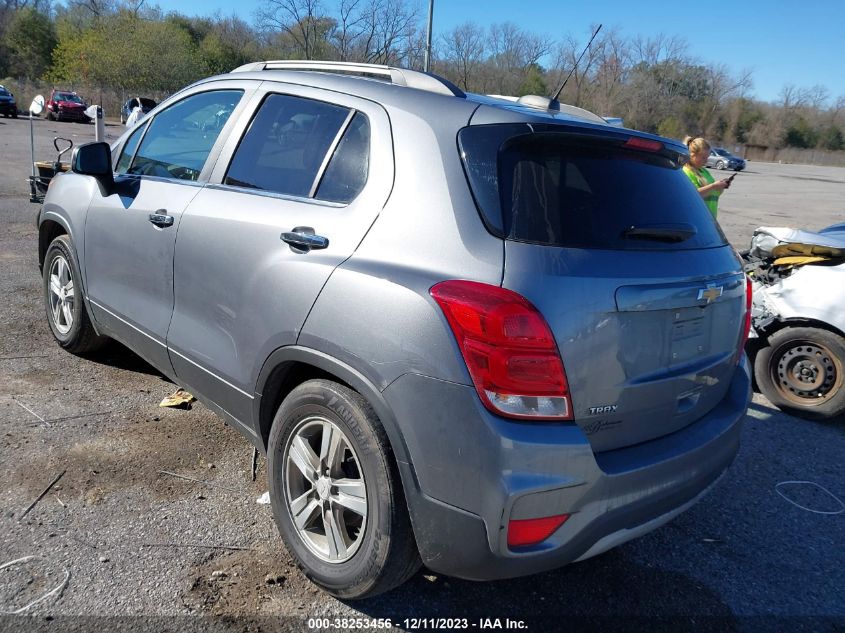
[423, 0, 434, 72]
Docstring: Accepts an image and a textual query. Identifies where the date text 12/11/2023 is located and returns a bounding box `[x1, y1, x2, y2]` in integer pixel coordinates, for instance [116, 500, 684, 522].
[306, 618, 528, 630]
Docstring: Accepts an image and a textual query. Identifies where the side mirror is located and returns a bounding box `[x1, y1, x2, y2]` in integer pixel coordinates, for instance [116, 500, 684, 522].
[72, 142, 114, 191]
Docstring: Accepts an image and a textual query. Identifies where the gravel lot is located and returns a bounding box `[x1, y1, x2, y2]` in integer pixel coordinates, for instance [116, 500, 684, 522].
[1, 116, 844, 632]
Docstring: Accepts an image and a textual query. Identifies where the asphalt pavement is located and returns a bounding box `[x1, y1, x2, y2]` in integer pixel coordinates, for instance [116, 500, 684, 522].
[0, 116, 843, 632]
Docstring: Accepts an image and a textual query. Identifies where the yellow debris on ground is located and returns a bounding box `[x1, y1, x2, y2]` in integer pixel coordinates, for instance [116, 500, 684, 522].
[159, 388, 196, 409]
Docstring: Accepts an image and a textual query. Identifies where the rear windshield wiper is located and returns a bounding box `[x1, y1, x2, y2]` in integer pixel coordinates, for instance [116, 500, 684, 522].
[622, 224, 697, 243]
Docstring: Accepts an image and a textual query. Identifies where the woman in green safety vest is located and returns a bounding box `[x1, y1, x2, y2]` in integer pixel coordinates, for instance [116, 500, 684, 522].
[682, 136, 732, 218]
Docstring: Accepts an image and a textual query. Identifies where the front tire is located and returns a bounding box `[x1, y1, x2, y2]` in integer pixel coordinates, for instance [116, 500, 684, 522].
[716, 160, 726, 170]
[267, 379, 420, 598]
[43, 236, 107, 354]
[755, 327, 845, 420]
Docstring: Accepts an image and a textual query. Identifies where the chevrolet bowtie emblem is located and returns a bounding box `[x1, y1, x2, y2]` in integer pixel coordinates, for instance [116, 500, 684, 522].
[697, 285, 723, 304]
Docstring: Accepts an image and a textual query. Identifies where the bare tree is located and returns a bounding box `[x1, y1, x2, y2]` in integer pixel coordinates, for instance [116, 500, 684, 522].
[256, 0, 328, 60]
[66, 0, 116, 16]
[629, 33, 688, 66]
[439, 22, 486, 90]
[331, 0, 365, 61]
[356, 0, 419, 65]
[488, 22, 549, 95]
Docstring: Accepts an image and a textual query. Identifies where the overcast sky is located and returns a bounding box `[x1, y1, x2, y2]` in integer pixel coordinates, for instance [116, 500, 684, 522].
[149, 0, 844, 105]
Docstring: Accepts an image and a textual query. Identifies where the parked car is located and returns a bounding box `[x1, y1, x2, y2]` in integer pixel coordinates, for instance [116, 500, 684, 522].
[120, 97, 157, 124]
[46, 90, 88, 122]
[37, 61, 752, 598]
[706, 147, 746, 171]
[743, 224, 845, 419]
[0, 85, 17, 118]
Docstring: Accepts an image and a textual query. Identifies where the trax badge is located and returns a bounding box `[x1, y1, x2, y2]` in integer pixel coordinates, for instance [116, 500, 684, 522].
[588, 405, 618, 415]
[697, 285, 723, 304]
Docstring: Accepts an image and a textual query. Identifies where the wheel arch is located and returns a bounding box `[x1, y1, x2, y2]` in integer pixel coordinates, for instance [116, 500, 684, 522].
[38, 219, 69, 271]
[757, 317, 845, 343]
[253, 346, 416, 478]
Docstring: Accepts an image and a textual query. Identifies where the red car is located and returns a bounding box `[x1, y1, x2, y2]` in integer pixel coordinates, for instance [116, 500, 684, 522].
[46, 90, 89, 122]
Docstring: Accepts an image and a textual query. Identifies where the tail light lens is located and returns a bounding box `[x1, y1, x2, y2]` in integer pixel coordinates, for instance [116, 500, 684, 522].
[430, 280, 572, 420]
[737, 276, 753, 364]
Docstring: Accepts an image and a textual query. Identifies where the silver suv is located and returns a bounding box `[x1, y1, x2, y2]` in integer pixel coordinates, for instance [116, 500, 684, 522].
[37, 61, 752, 598]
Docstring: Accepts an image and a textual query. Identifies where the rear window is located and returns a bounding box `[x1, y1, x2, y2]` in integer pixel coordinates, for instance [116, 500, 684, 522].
[459, 124, 727, 250]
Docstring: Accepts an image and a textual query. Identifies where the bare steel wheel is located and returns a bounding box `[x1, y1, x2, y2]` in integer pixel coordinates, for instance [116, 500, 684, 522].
[284, 416, 367, 564]
[755, 327, 845, 420]
[774, 342, 837, 402]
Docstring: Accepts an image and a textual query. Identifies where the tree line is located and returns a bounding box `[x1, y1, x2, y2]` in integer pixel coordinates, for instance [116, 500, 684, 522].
[0, 0, 842, 151]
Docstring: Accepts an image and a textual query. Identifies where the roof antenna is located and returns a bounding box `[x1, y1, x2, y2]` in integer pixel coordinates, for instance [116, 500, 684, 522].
[551, 24, 602, 103]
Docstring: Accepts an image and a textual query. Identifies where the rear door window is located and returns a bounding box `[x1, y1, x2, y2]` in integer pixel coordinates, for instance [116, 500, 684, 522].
[224, 94, 359, 199]
[315, 112, 370, 203]
[459, 124, 727, 250]
[128, 90, 243, 181]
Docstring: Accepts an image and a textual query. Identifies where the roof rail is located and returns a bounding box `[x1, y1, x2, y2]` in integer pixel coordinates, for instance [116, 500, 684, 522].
[230, 60, 465, 98]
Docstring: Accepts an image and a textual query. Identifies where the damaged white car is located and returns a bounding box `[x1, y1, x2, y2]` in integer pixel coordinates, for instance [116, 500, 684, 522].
[742, 224, 845, 420]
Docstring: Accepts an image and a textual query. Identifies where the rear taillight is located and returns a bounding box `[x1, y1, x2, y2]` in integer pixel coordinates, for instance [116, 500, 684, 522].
[430, 280, 572, 420]
[737, 276, 753, 364]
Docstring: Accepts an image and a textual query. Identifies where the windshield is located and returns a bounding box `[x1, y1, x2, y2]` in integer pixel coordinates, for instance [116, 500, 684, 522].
[459, 123, 727, 251]
[714, 149, 730, 156]
[55, 93, 83, 103]
[0, 88, 10, 96]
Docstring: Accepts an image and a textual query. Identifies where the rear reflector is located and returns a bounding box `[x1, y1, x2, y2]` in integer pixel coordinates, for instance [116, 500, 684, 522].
[623, 136, 663, 152]
[430, 280, 572, 420]
[508, 514, 570, 548]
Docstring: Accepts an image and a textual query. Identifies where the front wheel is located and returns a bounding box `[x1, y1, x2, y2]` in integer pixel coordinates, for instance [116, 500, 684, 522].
[267, 379, 420, 598]
[755, 327, 845, 420]
[716, 160, 726, 170]
[43, 236, 107, 354]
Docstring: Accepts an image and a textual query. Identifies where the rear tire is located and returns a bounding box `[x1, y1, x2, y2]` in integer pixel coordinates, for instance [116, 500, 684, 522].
[755, 327, 845, 420]
[267, 379, 420, 598]
[43, 236, 108, 354]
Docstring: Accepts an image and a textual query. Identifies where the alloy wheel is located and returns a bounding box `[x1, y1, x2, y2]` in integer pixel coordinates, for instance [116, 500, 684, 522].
[48, 254, 75, 335]
[284, 417, 368, 563]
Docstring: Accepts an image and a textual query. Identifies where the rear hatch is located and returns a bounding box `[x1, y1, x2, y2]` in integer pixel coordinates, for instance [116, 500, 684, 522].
[459, 123, 745, 452]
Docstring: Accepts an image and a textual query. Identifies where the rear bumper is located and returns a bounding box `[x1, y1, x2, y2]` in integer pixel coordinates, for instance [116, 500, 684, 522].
[385, 356, 751, 580]
[0, 102, 15, 114]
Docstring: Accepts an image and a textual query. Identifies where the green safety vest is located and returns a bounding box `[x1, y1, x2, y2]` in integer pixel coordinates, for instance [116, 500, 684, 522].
[683, 164, 720, 218]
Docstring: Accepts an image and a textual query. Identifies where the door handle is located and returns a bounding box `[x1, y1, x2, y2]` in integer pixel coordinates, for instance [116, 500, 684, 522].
[281, 226, 329, 252]
[148, 211, 174, 228]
